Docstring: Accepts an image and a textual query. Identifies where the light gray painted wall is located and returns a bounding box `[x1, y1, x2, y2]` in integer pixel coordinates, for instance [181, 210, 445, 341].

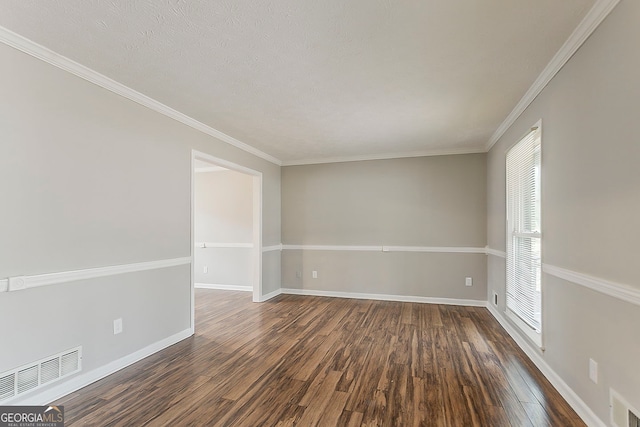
[0, 41, 280, 395]
[486, 0, 640, 422]
[282, 155, 487, 299]
[194, 171, 253, 286]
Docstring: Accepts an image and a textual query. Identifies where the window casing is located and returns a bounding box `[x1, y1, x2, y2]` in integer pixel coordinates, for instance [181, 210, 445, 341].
[506, 124, 542, 346]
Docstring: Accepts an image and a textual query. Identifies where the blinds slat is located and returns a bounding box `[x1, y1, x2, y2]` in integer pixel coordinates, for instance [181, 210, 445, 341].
[506, 127, 542, 332]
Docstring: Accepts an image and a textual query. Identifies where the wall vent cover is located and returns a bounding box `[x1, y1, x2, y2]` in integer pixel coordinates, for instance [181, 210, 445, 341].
[611, 388, 640, 427]
[0, 346, 82, 403]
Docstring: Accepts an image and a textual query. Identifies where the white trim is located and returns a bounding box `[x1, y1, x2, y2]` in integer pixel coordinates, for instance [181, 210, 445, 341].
[0, 257, 191, 293]
[281, 244, 486, 254]
[485, 247, 507, 258]
[8, 328, 193, 406]
[257, 288, 282, 302]
[383, 245, 485, 254]
[486, 305, 606, 427]
[281, 288, 486, 307]
[0, 279, 7, 293]
[282, 244, 383, 252]
[195, 242, 253, 249]
[543, 264, 640, 307]
[282, 147, 486, 166]
[262, 244, 283, 253]
[194, 166, 228, 173]
[485, 0, 621, 151]
[0, 26, 281, 166]
[194, 283, 252, 292]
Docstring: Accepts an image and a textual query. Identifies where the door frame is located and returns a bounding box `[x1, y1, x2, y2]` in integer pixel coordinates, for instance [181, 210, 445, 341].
[190, 150, 263, 331]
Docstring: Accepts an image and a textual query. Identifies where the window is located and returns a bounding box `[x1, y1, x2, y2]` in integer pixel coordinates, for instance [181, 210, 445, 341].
[506, 123, 542, 345]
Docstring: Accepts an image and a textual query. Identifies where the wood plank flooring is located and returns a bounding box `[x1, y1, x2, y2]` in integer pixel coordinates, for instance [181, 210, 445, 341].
[55, 289, 586, 426]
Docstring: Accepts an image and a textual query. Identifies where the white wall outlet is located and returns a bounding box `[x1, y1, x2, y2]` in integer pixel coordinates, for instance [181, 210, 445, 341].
[203, 266, 209, 274]
[589, 358, 598, 384]
[8, 276, 27, 292]
[312, 271, 318, 279]
[113, 318, 123, 335]
[465, 277, 473, 287]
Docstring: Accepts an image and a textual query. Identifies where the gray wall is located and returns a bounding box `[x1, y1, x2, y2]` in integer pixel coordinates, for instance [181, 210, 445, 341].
[486, 0, 640, 422]
[281, 154, 487, 300]
[0, 41, 280, 393]
[194, 170, 253, 286]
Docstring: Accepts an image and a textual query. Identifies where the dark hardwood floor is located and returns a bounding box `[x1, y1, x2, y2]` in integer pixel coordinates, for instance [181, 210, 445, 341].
[56, 289, 586, 426]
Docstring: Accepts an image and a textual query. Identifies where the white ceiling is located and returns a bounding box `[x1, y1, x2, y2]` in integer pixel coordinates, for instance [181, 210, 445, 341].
[0, 0, 597, 164]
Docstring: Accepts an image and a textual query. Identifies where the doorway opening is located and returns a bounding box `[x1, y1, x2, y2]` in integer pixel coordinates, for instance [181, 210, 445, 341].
[190, 151, 262, 331]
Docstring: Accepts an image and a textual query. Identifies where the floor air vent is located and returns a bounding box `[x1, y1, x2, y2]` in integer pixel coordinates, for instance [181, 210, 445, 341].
[0, 346, 82, 403]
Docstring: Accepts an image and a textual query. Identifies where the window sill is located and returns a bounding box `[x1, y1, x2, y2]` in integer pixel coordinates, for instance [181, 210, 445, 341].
[505, 309, 543, 349]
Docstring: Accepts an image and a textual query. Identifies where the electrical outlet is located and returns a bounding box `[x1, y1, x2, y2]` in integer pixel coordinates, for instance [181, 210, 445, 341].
[465, 277, 473, 287]
[493, 291, 498, 306]
[113, 318, 123, 335]
[312, 271, 318, 279]
[589, 358, 598, 383]
[203, 266, 209, 274]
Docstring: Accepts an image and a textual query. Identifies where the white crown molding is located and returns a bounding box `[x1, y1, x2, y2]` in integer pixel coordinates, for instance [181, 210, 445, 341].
[10, 328, 193, 406]
[262, 244, 283, 253]
[281, 288, 486, 307]
[486, 305, 606, 427]
[543, 264, 640, 307]
[485, 0, 621, 151]
[0, 0, 618, 167]
[196, 242, 253, 249]
[485, 247, 507, 258]
[281, 147, 486, 166]
[195, 283, 252, 292]
[0, 26, 282, 166]
[0, 257, 191, 293]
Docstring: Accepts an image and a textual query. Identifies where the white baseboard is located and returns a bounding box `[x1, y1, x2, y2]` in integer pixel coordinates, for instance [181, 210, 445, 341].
[195, 283, 252, 292]
[486, 305, 605, 427]
[258, 288, 282, 302]
[10, 328, 193, 406]
[280, 288, 486, 307]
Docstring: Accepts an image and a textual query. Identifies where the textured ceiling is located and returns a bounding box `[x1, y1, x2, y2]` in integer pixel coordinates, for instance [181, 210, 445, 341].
[0, 0, 596, 163]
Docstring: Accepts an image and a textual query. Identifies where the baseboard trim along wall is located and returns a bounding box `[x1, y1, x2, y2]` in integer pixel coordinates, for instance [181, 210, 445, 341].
[486, 304, 606, 427]
[8, 328, 193, 406]
[258, 288, 283, 302]
[0, 257, 191, 293]
[543, 264, 640, 307]
[195, 283, 252, 292]
[281, 288, 486, 307]
[262, 244, 283, 253]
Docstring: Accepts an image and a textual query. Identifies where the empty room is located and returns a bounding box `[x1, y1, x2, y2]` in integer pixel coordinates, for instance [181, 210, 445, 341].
[0, 1, 638, 426]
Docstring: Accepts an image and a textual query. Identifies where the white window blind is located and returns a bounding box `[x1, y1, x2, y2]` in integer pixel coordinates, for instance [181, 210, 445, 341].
[506, 126, 542, 335]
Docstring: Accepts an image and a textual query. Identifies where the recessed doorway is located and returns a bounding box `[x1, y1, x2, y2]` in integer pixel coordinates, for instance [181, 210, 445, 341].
[190, 151, 263, 331]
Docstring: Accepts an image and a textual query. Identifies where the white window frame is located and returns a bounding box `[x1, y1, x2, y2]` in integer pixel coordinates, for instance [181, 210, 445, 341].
[505, 120, 543, 348]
